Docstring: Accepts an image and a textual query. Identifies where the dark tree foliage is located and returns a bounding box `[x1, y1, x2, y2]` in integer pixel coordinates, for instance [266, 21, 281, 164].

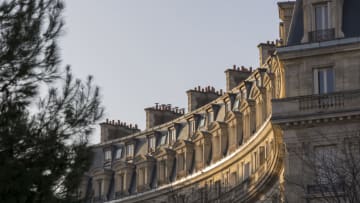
[0, 0, 103, 202]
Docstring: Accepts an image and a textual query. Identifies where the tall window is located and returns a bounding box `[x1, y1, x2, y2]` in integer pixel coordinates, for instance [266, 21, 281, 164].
[207, 111, 214, 124]
[178, 153, 185, 171]
[244, 162, 250, 180]
[126, 144, 134, 158]
[115, 148, 122, 159]
[118, 174, 124, 192]
[168, 129, 176, 144]
[139, 168, 145, 185]
[104, 150, 112, 161]
[159, 160, 166, 181]
[314, 68, 334, 94]
[315, 3, 329, 31]
[160, 135, 167, 145]
[149, 137, 156, 151]
[98, 180, 103, 197]
[314, 145, 337, 184]
[259, 146, 266, 165]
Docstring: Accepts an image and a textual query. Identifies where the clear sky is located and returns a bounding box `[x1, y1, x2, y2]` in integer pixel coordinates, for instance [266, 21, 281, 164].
[59, 0, 280, 143]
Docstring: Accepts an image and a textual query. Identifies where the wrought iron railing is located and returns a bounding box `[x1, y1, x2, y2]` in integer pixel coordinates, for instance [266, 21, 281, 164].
[309, 28, 335, 42]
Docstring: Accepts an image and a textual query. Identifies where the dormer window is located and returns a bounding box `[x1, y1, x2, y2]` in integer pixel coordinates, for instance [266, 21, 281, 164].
[115, 147, 123, 159]
[160, 134, 167, 145]
[189, 120, 196, 135]
[207, 111, 214, 124]
[233, 98, 240, 111]
[105, 150, 112, 161]
[199, 115, 206, 127]
[149, 136, 156, 152]
[309, 2, 334, 42]
[168, 128, 177, 144]
[225, 102, 232, 113]
[315, 3, 329, 31]
[126, 144, 134, 158]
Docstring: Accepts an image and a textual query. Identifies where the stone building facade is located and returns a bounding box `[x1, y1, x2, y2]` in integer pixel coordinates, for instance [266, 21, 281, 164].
[80, 0, 360, 202]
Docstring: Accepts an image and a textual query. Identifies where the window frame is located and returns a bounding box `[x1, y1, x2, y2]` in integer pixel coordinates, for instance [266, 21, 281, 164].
[313, 67, 335, 94]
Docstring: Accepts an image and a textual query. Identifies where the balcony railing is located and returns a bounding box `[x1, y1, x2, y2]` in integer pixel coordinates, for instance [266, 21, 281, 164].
[309, 28, 335, 42]
[272, 90, 360, 122]
[299, 93, 344, 111]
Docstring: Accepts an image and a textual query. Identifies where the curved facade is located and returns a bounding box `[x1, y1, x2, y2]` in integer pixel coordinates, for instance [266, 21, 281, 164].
[81, 0, 360, 203]
[80, 51, 285, 203]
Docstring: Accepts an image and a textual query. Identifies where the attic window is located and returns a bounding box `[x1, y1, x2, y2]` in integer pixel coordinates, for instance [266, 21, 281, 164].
[168, 128, 176, 144]
[207, 111, 213, 124]
[115, 148, 123, 159]
[105, 150, 112, 161]
[160, 135, 167, 145]
[309, 3, 334, 42]
[233, 98, 240, 111]
[126, 144, 134, 158]
[199, 115, 206, 127]
[149, 136, 156, 151]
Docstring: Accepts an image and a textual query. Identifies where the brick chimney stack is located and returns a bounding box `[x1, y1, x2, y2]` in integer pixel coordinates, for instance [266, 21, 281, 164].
[100, 119, 140, 143]
[225, 65, 253, 91]
[186, 86, 223, 112]
[145, 103, 185, 129]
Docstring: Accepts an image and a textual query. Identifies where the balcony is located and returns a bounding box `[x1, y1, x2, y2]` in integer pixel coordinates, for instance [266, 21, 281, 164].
[272, 90, 360, 123]
[309, 28, 335, 42]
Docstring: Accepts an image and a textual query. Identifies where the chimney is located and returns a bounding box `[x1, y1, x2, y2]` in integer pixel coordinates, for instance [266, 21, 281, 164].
[278, 1, 295, 45]
[186, 86, 222, 112]
[257, 41, 276, 66]
[225, 65, 253, 91]
[145, 104, 184, 129]
[100, 119, 140, 143]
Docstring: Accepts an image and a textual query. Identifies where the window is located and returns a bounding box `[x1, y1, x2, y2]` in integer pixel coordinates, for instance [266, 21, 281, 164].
[126, 144, 134, 157]
[105, 150, 112, 161]
[315, 3, 329, 31]
[226, 102, 232, 112]
[314, 145, 337, 184]
[314, 68, 334, 94]
[168, 129, 176, 144]
[233, 98, 240, 111]
[199, 116, 206, 127]
[118, 174, 124, 191]
[115, 148, 122, 159]
[178, 153, 185, 171]
[149, 137, 156, 151]
[207, 112, 213, 124]
[253, 152, 258, 171]
[259, 146, 266, 165]
[98, 180, 103, 197]
[160, 135, 167, 145]
[244, 162, 250, 180]
[159, 160, 166, 180]
[189, 120, 196, 135]
[139, 168, 145, 185]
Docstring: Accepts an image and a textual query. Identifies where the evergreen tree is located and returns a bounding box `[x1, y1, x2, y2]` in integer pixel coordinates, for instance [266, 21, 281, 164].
[0, 0, 103, 202]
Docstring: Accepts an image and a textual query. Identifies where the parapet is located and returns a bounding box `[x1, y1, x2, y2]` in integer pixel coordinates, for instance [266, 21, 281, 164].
[145, 103, 185, 129]
[186, 85, 223, 112]
[224, 65, 253, 91]
[100, 119, 140, 143]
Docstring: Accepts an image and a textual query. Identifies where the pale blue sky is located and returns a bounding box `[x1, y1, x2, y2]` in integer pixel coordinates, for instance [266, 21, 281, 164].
[60, 0, 280, 143]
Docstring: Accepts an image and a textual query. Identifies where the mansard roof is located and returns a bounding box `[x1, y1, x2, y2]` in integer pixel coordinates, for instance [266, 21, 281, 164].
[287, 0, 360, 46]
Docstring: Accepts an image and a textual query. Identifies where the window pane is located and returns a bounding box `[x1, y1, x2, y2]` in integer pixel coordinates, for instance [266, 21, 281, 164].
[326, 69, 334, 93]
[318, 70, 325, 94]
[315, 4, 328, 30]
